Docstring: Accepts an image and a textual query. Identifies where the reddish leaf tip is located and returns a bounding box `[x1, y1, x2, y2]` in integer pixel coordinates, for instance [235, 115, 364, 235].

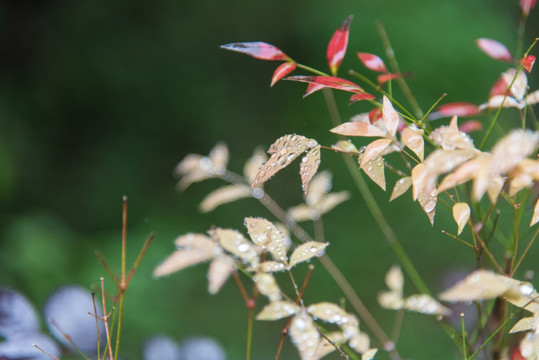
[220, 42, 290, 61]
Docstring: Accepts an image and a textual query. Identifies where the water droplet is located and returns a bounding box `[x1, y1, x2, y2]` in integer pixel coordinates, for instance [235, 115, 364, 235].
[238, 243, 250, 252]
[287, 153, 296, 162]
[257, 234, 269, 244]
[301, 156, 308, 163]
[277, 156, 286, 166]
[367, 166, 373, 172]
[430, 190, 437, 197]
[253, 188, 264, 199]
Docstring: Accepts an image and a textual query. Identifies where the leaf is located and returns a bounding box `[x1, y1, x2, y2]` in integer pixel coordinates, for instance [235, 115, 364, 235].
[362, 156, 386, 190]
[429, 125, 475, 151]
[476, 38, 513, 62]
[305, 171, 332, 206]
[362, 348, 379, 360]
[357, 52, 387, 73]
[389, 177, 412, 202]
[520, 55, 536, 73]
[254, 273, 282, 302]
[491, 129, 539, 175]
[212, 228, 259, 267]
[244, 217, 288, 262]
[271, 62, 296, 87]
[285, 75, 364, 94]
[349, 332, 370, 353]
[349, 92, 376, 103]
[208, 142, 230, 175]
[288, 204, 315, 222]
[256, 300, 299, 320]
[502, 68, 528, 100]
[360, 139, 392, 169]
[401, 127, 424, 161]
[332, 140, 360, 154]
[510, 317, 536, 333]
[377, 73, 405, 85]
[244, 148, 268, 184]
[289, 311, 320, 360]
[382, 96, 399, 136]
[199, 184, 252, 213]
[435, 102, 479, 118]
[521, 0, 538, 15]
[452, 202, 470, 235]
[307, 302, 350, 325]
[153, 248, 214, 277]
[207, 256, 235, 294]
[459, 120, 483, 133]
[175, 233, 215, 250]
[258, 261, 287, 273]
[220, 42, 290, 61]
[300, 145, 321, 194]
[304, 82, 326, 97]
[330, 121, 386, 137]
[439, 270, 515, 302]
[252, 134, 316, 187]
[403, 294, 451, 316]
[289, 241, 329, 267]
[327, 15, 353, 75]
[378, 290, 404, 310]
[385, 265, 404, 293]
[316, 192, 351, 215]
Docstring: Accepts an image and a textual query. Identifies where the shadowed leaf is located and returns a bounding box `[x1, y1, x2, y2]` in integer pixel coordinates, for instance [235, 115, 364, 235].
[327, 15, 353, 75]
[220, 42, 290, 61]
[244, 148, 268, 183]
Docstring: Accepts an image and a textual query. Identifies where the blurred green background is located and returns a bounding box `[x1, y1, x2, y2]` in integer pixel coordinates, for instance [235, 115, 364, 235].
[0, 0, 538, 359]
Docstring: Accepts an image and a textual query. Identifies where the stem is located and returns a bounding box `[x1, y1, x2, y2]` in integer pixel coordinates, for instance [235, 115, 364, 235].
[101, 278, 114, 360]
[461, 313, 468, 360]
[511, 226, 539, 276]
[469, 312, 514, 360]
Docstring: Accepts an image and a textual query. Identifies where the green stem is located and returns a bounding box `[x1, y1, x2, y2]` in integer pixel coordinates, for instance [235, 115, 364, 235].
[246, 308, 253, 360]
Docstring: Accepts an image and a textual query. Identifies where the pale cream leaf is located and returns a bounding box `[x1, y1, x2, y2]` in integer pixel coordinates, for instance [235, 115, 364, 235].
[199, 184, 252, 213]
[153, 249, 214, 277]
[289, 311, 320, 360]
[256, 300, 300, 320]
[440, 270, 514, 302]
[362, 348, 378, 360]
[244, 217, 288, 263]
[362, 156, 386, 191]
[452, 202, 470, 235]
[332, 140, 360, 154]
[289, 241, 329, 268]
[307, 302, 349, 325]
[385, 265, 404, 293]
[531, 197, 539, 226]
[404, 294, 451, 316]
[207, 255, 235, 294]
[254, 273, 282, 302]
[258, 261, 287, 273]
[360, 139, 392, 169]
[378, 290, 404, 310]
[382, 96, 399, 137]
[401, 127, 424, 161]
[243, 148, 268, 184]
[306, 171, 332, 207]
[509, 317, 536, 333]
[330, 121, 386, 137]
[300, 145, 321, 194]
[389, 177, 412, 202]
[212, 228, 259, 267]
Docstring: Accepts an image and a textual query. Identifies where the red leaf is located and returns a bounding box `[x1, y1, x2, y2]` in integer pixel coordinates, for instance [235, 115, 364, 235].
[437, 102, 480, 117]
[476, 38, 513, 62]
[377, 73, 404, 85]
[357, 52, 388, 73]
[459, 120, 483, 133]
[521, 0, 537, 15]
[220, 42, 290, 61]
[271, 62, 296, 87]
[349, 93, 375, 104]
[285, 75, 363, 94]
[327, 15, 353, 76]
[304, 83, 326, 97]
[489, 76, 509, 97]
[369, 108, 382, 124]
[520, 55, 536, 73]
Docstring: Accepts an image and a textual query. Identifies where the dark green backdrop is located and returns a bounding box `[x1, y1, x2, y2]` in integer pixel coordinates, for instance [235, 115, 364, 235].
[0, 0, 537, 359]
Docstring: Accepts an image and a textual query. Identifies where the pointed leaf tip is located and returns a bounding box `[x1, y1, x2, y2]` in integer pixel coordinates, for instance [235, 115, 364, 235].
[476, 38, 513, 62]
[327, 15, 353, 76]
[220, 42, 290, 61]
[271, 62, 296, 86]
[357, 52, 388, 73]
[521, 55, 536, 73]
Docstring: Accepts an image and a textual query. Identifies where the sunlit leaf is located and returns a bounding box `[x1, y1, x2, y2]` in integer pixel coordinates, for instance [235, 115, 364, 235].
[220, 42, 290, 61]
[401, 127, 424, 161]
[300, 145, 321, 194]
[332, 140, 360, 154]
[252, 134, 316, 187]
[258, 261, 287, 273]
[307, 302, 349, 325]
[378, 290, 404, 310]
[385, 265, 404, 293]
[349, 332, 370, 353]
[199, 184, 252, 213]
[502, 68, 528, 100]
[389, 177, 412, 202]
[271, 62, 297, 87]
[289, 241, 329, 267]
[440, 270, 515, 302]
[452, 202, 470, 235]
[357, 52, 387, 73]
[430, 124, 475, 151]
[208, 255, 235, 294]
[361, 156, 386, 190]
[285, 75, 363, 94]
[327, 15, 353, 75]
[254, 273, 282, 302]
[244, 148, 268, 184]
[521, 55, 536, 73]
[510, 317, 536, 333]
[256, 300, 299, 320]
[330, 121, 386, 137]
[360, 139, 392, 168]
[491, 129, 539, 175]
[349, 92, 376, 103]
[526, 90, 539, 106]
[212, 228, 259, 267]
[244, 217, 288, 262]
[404, 294, 451, 316]
[476, 38, 513, 62]
[153, 248, 214, 277]
[362, 348, 378, 360]
[521, 0, 538, 15]
[289, 311, 320, 360]
[382, 96, 399, 136]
